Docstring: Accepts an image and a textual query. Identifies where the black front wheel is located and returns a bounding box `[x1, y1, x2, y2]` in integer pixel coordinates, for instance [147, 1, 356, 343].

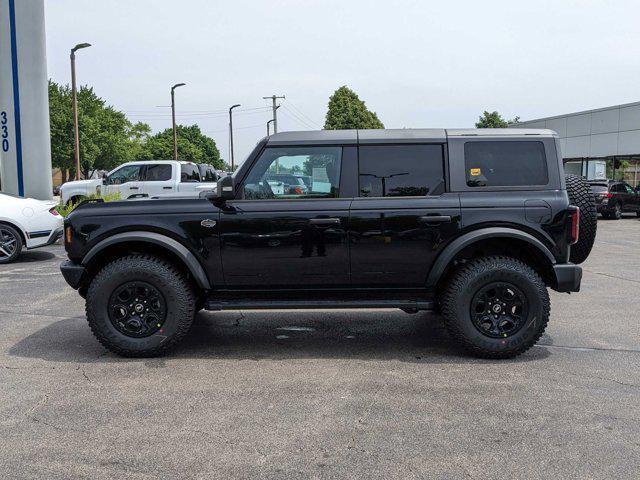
[441, 256, 550, 359]
[613, 203, 622, 220]
[86, 255, 196, 357]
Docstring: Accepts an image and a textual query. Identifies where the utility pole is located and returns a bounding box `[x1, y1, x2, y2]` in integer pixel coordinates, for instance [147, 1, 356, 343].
[262, 95, 285, 133]
[171, 83, 186, 160]
[228, 104, 241, 170]
[70, 42, 91, 180]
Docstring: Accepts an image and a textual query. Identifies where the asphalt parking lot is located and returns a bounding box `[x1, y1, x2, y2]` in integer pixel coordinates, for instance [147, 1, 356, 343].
[1, 218, 639, 479]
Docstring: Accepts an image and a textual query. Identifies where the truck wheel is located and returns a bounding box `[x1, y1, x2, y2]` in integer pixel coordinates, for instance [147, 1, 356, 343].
[565, 174, 597, 264]
[441, 256, 550, 359]
[86, 255, 195, 357]
[0, 224, 23, 264]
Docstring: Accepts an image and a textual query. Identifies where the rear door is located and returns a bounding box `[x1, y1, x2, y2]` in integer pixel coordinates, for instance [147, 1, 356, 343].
[349, 144, 461, 287]
[219, 145, 352, 287]
[141, 163, 175, 197]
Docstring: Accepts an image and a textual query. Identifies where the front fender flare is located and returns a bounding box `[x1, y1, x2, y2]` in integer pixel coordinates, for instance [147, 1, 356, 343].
[426, 227, 556, 288]
[82, 231, 211, 289]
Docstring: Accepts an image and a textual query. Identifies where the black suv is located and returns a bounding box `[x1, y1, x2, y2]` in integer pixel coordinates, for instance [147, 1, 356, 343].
[589, 180, 640, 219]
[60, 129, 597, 359]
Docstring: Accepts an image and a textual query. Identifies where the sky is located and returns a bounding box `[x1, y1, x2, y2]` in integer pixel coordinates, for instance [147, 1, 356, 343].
[45, 0, 640, 165]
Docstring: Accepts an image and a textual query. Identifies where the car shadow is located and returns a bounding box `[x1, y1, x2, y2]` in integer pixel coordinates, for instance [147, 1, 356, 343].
[14, 250, 58, 263]
[8, 310, 550, 365]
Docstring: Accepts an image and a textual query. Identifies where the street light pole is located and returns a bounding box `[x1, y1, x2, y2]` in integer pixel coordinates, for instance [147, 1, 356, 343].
[267, 119, 275, 136]
[171, 83, 186, 160]
[228, 104, 241, 170]
[70, 42, 91, 180]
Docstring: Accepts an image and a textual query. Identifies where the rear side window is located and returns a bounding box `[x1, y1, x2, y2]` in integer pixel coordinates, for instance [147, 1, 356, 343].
[589, 184, 608, 193]
[464, 141, 548, 187]
[180, 164, 200, 182]
[358, 145, 444, 197]
[144, 164, 172, 181]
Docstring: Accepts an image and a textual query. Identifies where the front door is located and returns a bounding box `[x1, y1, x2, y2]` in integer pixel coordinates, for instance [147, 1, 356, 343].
[349, 144, 461, 287]
[104, 164, 143, 198]
[219, 146, 350, 287]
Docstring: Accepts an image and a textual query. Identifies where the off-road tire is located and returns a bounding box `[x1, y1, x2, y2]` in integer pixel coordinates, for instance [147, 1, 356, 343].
[565, 174, 597, 264]
[441, 256, 550, 359]
[0, 224, 23, 264]
[86, 254, 195, 357]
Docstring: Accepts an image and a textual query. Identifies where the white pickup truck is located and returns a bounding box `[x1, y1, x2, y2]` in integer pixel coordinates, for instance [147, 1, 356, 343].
[60, 160, 218, 204]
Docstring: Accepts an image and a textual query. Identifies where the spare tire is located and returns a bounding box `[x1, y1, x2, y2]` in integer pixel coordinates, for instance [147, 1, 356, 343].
[565, 174, 597, 264]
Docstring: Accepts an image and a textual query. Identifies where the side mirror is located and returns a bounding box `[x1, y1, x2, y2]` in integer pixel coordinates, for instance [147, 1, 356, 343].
[204, 175, 235, 202]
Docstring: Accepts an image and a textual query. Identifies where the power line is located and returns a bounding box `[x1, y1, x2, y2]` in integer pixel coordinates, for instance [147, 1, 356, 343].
[280, 105, 316, 130]
[286, 101, 321, 128]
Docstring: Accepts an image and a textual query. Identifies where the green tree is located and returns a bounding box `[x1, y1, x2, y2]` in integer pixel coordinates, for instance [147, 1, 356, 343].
[475, 111, 520, 128]
[48, 80, 152, 180]
[324, 86, 384, 130]
[136, 124, 222, 168]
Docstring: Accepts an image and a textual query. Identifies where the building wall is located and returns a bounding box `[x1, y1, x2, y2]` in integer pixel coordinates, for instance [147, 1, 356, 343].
[511, 102, 640, 160]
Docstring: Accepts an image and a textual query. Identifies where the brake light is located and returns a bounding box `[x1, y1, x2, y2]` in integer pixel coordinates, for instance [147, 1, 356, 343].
[293, 186, 303, 194]
[605, 192, 613, 198]
[49, 207, 60, 216]
[569, 207, 580, 245]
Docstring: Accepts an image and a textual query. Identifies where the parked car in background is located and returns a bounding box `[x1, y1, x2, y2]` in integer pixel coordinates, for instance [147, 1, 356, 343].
[197, 164, 220, 183]
[589, 180, 640, 219]
[264, 173, 308, 195]
[0, 192, 63, 263]
[59, 160, 218, 204]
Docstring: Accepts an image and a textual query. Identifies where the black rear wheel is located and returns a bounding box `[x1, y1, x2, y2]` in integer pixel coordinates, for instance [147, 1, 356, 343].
[565, 174, 597, 264]
[0, 225, 23, 264]
[441, 256, 550, 359]
[86, 255, 195, 357]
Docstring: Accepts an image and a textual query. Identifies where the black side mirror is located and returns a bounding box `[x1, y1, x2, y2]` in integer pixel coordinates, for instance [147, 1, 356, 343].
[204, 175, 235, 203]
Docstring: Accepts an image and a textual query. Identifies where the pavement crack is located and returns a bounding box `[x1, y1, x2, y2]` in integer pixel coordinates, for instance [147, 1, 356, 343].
[583, 269, 640, 284]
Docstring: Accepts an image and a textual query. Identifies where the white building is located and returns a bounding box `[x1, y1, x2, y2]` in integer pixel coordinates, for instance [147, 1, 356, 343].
[511, 102, 640, 184]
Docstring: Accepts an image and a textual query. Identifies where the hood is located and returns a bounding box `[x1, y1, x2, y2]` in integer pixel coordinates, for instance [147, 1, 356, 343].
[60, 179, 102, 189]
[0, 193, 57, 210]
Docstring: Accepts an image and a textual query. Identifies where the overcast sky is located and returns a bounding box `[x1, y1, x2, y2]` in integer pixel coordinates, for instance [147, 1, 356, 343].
[45, 0, 640, 164]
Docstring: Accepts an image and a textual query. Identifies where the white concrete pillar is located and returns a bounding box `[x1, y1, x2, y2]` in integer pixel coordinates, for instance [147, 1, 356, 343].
[0, 0, 52, 199]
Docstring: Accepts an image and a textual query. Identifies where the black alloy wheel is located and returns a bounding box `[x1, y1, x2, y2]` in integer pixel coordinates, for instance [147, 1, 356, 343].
[470, 282, 528, 338]
[108, 281, 167, 338]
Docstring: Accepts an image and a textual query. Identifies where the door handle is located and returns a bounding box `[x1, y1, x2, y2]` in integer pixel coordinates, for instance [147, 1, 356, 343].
[419, 215, 452, 224]
[129, 186, 139, 190]
[163, 186, 172, 190]
[309, 217, 341, 226]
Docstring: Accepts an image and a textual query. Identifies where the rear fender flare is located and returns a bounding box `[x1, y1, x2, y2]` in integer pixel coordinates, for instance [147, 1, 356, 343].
[82, 231, 211, 289]
[426, 227, 556, 288]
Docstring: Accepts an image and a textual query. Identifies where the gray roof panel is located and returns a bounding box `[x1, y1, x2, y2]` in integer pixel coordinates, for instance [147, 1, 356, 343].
[358, 128, 446, 143]
[446, 128, 557, 137]
[266, 130, 357, 146]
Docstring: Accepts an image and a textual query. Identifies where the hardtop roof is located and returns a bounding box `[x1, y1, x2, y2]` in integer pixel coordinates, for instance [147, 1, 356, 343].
[266, 128, 556, 145]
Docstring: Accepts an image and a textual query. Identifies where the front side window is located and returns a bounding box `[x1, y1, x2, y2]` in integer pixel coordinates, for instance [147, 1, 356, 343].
[144, 164, 172, 181]
[358, 145, 444, 197]
[180, 164, 200, 183]
[107, 165, 141, 185]
[465, 141, 548, 187]
[241, 147, 342, 199]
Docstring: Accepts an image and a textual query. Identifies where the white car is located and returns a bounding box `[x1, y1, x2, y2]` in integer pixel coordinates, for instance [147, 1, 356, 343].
[0, 192, 63, 264]
[60, 160, 218, 204]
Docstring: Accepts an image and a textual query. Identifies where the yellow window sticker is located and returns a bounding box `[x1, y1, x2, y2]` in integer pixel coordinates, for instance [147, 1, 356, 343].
[470, 168, 481, 176]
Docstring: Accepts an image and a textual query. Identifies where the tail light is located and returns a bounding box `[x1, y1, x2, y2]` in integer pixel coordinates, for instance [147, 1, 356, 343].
[49, 207, 60, 216]
[293, 186, 303, 194]
[569, 207, 580, 245]
[605, 192, 613, 198]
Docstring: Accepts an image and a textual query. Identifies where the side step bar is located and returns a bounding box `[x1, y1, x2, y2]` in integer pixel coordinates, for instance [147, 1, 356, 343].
[204, 299, 434, 311]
